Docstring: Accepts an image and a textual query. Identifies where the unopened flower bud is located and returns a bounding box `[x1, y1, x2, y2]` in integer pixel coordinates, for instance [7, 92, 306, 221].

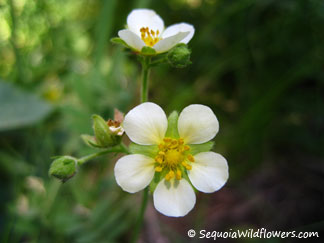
[167, 44, 191, 68]
[49, 156, 77, 182]
[92, 114, 122, 147]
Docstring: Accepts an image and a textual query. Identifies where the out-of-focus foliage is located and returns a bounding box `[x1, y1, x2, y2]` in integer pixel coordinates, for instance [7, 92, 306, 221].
[0, 82, 52, 131]
[0, 0, 323, 242]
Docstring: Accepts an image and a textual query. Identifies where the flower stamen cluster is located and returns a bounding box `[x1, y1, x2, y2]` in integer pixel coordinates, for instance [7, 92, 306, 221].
[107, 119, 124, 136]
[140, 27, 160, 47]
[154, 137, 195, 181]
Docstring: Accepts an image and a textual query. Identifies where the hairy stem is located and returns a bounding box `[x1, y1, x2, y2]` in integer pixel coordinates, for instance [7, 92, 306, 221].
[77, 143, 129, 165]
[131, 56, 152, 243]
[131, 187, 149, 243]
[141, 56, 151, 103]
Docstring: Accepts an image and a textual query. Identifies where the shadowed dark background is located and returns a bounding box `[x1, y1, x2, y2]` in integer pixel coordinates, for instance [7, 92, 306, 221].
[0, 0, 323, 242]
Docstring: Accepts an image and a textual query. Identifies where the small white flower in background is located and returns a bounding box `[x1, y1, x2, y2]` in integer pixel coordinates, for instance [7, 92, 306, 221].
[114, 102, 229, 217]
[118, 9, 195, 53]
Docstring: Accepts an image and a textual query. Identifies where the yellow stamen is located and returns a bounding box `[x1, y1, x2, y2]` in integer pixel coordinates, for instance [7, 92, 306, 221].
[165, 170, 175, 181]
[163, 137, 171, 143]
[176, 169, 182, 180]
[155, 155, 163, 164]
[158, 144, 164, 150]
[184, 145, 190, 151]
[182, 161, 188, 167]
[187, 154, 195, 162]
[155, 166, 163, 172]
[140, 26, 161, 47]
[156, 137, 194, 180]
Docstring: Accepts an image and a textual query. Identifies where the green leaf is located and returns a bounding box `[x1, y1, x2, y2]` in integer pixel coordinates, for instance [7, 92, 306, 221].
[165, 111, 179, 138]
[128, 143, 158, 158]
[189, 141, 214, 155]
[140, 46, 156, 55]
[0, 82, 52, 131]
[110, 37, 130, 48]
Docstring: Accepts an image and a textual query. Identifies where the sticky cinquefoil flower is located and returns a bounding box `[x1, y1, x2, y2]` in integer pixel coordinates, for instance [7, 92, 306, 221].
[118, 9, 194, 54]
[114, 103, 229, 217]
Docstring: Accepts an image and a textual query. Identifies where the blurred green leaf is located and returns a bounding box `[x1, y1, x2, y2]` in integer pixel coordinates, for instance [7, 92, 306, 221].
[0, 82, 52, 131]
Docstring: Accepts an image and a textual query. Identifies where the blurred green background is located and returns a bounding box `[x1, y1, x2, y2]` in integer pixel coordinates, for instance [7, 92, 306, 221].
[0, 0, 323, 242]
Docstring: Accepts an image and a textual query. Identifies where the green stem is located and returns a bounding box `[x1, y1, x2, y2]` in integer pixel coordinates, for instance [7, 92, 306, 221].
[141, 57, 151, 103]
[131, 56, 152, 243]
[8, 0, 23, 83]
[77, 143, 129, 165]
[149, 55, 168, 67]
[131, 187, 149, 243]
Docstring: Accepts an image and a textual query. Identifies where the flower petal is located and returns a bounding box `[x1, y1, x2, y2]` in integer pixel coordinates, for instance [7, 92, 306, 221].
[162, 23, 195, 44]
[188, 152, 228, 193]
[114, 154, 155, 193]
[127, 9, 164, 37]
[123, 102, 168, 145]
[153, 179, 196, 217]
[118, 29, 145, 51]
[178, 104, 219, 144]
[153, 31, 189, 53]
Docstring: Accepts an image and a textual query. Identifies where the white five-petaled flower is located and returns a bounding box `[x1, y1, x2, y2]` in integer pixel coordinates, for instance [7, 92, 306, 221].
[114, 102, 229, 217]
[118, 9, 195, 54]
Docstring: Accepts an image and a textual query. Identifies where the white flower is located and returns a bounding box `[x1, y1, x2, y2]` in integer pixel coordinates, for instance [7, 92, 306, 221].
[114, 102, 229, 217]
[118, 9, 195, 54]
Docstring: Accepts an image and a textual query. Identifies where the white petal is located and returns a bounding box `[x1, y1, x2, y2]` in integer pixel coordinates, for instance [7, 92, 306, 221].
[114, 154, 155, 193]
[153, 31, 189, 53]
[153, 179, 196, 217]
[178, 104, 219, 144]
[123, 102, 167, 145]
[118, 29, 145, 51]
[188, 152, 228, 193]
[162, 23, 195, 44]
[127, 9, 164, 38]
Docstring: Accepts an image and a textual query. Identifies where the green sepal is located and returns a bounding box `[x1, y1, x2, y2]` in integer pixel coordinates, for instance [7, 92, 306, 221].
[149, 172, 161, 193]
[81, 134, 103, 148]
[92, 114, 121, 147]
[140, 46, 156, 56]
[189, 141, 214, 155]
[49, 156, 77, 183]
[110, 37, 130, 48]
[165, 111, 179, 138]
[128, 143, 158, 158]
[149, 169, 170, 193]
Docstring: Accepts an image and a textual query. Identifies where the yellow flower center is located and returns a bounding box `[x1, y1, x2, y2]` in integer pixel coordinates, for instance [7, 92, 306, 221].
[154, 137, 195, 181]
[140, 27, 161, 47]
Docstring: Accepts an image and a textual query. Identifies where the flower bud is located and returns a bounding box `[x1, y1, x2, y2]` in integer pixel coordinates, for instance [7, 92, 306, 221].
[92, 115, 122, 147]
[167, 44, 191, 68]
[49, 156, 77, 182]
